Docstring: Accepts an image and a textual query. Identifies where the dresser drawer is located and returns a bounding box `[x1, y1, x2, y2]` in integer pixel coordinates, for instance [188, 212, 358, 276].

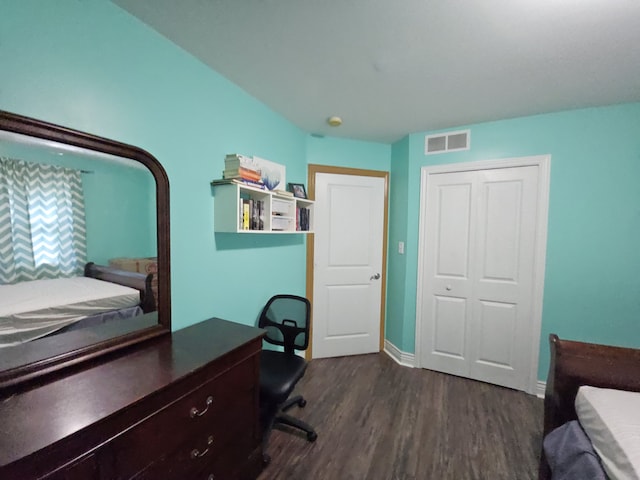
[112, 356, 256, 477]
[196, 437, 261, 480]
[131, 394, 256, 480]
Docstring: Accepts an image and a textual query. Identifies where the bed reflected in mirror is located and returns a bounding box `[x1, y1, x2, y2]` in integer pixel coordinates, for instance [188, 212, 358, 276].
[0, 111, 170, 390]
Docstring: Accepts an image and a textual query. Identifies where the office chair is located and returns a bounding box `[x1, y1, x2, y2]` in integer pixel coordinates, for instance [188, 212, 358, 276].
[258, 294, 317, 464]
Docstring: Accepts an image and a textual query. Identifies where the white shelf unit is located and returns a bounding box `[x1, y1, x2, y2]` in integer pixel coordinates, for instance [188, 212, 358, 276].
[212, 183, 314, 233]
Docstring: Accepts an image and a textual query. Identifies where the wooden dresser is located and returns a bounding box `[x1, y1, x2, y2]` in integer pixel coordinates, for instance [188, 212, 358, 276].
[0, 318, 265, 480]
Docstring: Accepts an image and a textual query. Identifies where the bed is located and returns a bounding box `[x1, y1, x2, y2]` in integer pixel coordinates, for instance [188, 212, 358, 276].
[0, 262, 155, 348]
[539, 334, 640, 480]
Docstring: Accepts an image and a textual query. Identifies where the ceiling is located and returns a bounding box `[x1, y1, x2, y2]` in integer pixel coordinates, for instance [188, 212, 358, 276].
[113, 0, 640, 144]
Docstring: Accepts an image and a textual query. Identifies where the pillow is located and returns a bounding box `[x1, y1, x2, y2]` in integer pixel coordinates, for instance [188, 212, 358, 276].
[576, 386, 640, 480]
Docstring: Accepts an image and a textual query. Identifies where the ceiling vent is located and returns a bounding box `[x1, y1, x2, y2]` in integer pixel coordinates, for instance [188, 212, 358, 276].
[425, 129, 470, 155]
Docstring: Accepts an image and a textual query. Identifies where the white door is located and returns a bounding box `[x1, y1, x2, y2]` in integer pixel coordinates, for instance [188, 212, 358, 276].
[312, 173, 385, 358]
[418, 161, 546, 391]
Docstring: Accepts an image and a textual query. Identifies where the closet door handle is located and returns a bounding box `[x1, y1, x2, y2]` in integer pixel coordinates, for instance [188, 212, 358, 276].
[370, 273, 381, 280]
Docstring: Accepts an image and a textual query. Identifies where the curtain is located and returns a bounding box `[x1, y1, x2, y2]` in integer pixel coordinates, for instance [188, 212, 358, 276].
[0, 157, 87, 284]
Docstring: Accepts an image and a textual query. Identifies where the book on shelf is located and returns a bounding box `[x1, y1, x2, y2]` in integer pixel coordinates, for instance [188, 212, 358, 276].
[242, 201, 250, 230]
[296, 207, 310, 231]
[258, 200, 265, 230]
[223, 166, 262, 182]
[273, 189, 294, 197]
[211, 178, 267, 190]
[249, 199, 255, 230]
[224, 154, 256, 169]
[225, 153, 253, 162]
[224, 165, 260, 174]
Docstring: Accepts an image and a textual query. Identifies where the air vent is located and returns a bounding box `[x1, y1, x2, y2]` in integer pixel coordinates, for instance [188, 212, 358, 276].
[425, 129, 470, 155]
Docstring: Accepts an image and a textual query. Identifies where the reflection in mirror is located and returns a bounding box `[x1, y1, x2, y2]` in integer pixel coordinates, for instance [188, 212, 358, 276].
[0, 111, 170, 391]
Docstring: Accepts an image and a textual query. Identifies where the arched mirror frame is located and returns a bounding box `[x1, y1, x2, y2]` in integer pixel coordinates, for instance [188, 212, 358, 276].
[0, 110, 171, 390]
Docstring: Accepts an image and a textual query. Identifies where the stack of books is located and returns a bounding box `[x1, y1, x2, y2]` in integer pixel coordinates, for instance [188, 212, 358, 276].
[240, 198, 265, 231]
[223, 154, 264, 189]
[296, 207, 311, 231]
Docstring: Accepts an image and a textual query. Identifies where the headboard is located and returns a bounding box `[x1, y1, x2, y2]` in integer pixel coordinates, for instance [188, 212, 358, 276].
[539, 334, 640, 479]
[84, 262, 155, 313]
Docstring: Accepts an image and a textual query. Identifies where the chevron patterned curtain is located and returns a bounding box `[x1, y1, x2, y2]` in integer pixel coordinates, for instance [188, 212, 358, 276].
[0, 157, 87, 284]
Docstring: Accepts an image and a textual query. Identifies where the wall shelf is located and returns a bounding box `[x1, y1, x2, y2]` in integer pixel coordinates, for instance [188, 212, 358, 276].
[212, 182, 314, 234]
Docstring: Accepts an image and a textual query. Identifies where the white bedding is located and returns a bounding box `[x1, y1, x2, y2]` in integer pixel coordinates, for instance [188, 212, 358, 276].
[0, 277, 141, 347]
[576, 385, 640, 480]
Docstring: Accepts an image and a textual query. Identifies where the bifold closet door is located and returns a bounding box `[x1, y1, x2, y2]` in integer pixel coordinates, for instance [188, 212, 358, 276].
[419, 165, 539, 391]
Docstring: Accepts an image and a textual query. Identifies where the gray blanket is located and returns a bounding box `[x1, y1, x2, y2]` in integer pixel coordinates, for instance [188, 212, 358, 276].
[543, 420, 608, 480]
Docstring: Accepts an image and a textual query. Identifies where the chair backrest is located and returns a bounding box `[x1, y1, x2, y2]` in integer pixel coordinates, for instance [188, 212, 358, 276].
[258, 295, 310, 354]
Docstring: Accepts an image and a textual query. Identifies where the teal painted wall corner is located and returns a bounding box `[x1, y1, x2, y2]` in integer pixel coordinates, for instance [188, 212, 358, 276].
[1, 0, 392, 335]
[397, 103, 640, 382]
[386, 136, 410, 347]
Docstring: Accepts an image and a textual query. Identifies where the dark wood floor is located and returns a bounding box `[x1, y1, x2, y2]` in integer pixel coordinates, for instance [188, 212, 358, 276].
[258, 353, 543, 480]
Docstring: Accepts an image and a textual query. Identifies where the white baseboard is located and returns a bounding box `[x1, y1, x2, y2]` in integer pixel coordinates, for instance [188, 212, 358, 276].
[384, 340, 546, 397]
[536, 380, 546, 399]
[383, 339, 415, 368]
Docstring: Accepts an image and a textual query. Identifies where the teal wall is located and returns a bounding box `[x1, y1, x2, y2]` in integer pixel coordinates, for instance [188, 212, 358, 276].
[387, 102, 640, 379]
[306, 135, 390, 172]
[0, 0, 305, 330]
[0, 0, 383, 331]
[82, 164, 156, 264]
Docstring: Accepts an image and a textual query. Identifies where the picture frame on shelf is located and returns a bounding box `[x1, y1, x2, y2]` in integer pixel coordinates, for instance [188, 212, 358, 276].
[288, 182, 307, 199]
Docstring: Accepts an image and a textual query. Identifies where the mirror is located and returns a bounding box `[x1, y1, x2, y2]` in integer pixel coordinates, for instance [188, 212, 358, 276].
[0, 110, 170, 391]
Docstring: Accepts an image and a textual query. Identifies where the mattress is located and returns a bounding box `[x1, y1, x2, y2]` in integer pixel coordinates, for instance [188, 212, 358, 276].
[576, 385, 640, 480]
[0, 277, 141, 347]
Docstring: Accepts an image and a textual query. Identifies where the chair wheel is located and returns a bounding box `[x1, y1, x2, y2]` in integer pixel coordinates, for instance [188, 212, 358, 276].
[307, 431, 318, 442]
[298, 398, 307, 408]
[262, 453, 271, 465]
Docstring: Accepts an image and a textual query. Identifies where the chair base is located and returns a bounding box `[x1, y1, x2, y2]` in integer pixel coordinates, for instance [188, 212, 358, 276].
[261, 394, 317, 464]
[277, 394, 317, 440]
[282, 394, 306, 411]
[275, 411, 318, 441]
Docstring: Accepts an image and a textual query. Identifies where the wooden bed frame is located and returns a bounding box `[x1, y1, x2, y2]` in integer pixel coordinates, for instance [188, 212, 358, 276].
[84, 262, 156, 313]
[538, 333, 640, 480]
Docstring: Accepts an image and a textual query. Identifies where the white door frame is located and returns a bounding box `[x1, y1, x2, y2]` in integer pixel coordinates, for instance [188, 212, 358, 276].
[414, 155, 550, 394]
[306, 164, 389, 360]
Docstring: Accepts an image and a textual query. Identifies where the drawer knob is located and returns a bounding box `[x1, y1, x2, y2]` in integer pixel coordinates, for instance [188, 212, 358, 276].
[190, 395, 213, 418]
[190, 435, 214, 459]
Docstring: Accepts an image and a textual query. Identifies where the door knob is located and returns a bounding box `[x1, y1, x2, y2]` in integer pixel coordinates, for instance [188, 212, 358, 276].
[446, 285, 452, 291]
[370, 273, 381, 280]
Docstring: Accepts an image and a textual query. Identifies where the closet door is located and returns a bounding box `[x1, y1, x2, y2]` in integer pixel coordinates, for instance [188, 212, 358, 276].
[418, 164, 541, 391]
